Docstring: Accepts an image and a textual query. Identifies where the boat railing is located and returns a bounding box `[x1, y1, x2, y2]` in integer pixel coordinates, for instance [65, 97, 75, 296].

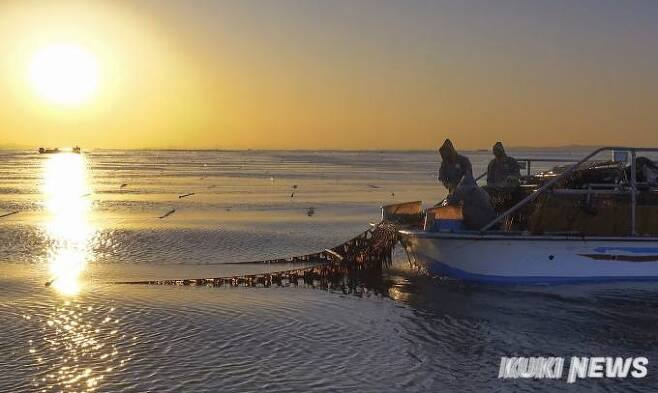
[479, 146, 658, 235]
[516, 157, 580, 177]
[475, 157, 579, 184]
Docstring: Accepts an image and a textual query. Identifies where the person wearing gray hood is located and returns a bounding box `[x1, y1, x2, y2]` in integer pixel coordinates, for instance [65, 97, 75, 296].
[446, 173, 498, 230]
[486, 141, 521, 188]
[438, 139, 472, 193]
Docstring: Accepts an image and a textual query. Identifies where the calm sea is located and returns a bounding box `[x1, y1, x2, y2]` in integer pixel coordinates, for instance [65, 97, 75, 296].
[1, 149, 657, 392]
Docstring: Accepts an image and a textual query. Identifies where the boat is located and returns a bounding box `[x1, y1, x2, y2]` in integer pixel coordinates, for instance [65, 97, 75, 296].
[38, 147, 60, 154]
[388, 147, 658, 284]
[38, 146, 81, 154]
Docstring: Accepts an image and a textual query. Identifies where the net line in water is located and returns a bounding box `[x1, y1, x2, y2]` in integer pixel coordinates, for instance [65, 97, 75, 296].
[110, 221, 400, 287]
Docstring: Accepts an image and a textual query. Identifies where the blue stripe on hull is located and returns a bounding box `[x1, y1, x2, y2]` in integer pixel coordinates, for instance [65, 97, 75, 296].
[593, 246, 658, 254]
[425, 257, 658, 285]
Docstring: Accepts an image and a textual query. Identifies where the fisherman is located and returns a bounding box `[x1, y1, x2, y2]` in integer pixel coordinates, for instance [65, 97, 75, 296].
[445, 173, 497, 230]
[438, 139, 473, 193]
[631, 157, 658, 185]
[486, 141, 521, 189]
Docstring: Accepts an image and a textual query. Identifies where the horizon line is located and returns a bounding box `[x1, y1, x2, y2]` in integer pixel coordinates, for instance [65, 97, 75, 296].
[0, 144, 608, 152]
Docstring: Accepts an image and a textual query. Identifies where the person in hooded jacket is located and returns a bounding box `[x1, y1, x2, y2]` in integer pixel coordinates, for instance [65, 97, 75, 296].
[486, 141, 521, 189]
[445, 172, 498, 230]
[438, 139, 473, 193]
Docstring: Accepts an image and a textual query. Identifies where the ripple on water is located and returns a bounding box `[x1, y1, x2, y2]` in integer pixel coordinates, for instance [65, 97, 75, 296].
[2, 151, 658, 392]
[2, 302, 135, 392]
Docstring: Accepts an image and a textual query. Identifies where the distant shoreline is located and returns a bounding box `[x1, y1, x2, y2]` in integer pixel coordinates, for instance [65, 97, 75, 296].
[0, 145, 604, 153]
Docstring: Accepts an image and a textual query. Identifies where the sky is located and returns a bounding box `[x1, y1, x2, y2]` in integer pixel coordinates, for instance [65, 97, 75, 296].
[0, 0, 656, 150]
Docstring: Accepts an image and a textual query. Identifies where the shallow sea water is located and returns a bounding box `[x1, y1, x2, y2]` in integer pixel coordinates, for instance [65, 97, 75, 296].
[1, 149, 657, 392]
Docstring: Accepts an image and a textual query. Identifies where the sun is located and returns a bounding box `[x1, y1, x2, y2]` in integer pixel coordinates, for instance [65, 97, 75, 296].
[28, 43, 100, 106]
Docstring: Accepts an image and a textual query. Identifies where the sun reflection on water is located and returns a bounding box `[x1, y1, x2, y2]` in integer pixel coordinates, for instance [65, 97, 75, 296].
[26, 301, 132, 392]
[41, 153, 95, 296]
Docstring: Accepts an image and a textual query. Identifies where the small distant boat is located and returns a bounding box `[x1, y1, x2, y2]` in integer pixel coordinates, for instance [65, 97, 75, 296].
[38, 146, 81, 154]
[38, 147, 59, 154]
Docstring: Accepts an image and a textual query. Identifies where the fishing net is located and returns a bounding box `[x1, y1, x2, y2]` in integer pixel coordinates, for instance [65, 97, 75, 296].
[527, 193, 658, 236]
[483, 186, 534, 231]
[112, 221, 400, 288]
[531, 160, 626, 187]
[484, 160, 648, 233]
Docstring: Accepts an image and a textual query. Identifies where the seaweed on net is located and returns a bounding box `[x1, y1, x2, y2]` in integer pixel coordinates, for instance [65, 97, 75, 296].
[484, 160, 629, 232]
[483, 186, 536, 231]
[111, 221, 400, 289]
[533, 160, 626, 188]
[526, 192, 658, 236]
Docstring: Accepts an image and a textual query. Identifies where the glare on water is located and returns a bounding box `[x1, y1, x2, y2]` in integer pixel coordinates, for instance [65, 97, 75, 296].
[29, 154, 127, 392]
[41, 153, 95, 296]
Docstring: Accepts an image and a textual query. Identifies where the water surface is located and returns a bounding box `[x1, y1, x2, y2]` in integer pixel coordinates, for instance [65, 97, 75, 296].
[1, 149, 657, 392]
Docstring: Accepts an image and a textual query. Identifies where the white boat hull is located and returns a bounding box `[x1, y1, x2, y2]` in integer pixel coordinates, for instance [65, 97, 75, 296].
[399, 231, 658, 284]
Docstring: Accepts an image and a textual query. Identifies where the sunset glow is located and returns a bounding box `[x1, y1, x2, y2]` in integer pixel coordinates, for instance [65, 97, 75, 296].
[0, 0, 656, 149]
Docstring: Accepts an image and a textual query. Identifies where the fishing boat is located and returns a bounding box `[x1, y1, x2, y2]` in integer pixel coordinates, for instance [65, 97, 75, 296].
[389, 147, 658, 284]
[38, 147, 60, 154]
[38, 146, 81, 154]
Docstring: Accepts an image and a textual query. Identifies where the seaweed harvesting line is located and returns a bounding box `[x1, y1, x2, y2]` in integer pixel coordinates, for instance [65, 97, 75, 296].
[111, 221, 401, 287]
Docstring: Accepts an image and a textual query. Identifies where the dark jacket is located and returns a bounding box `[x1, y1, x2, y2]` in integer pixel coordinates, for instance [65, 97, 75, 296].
[439, 154, 473, 192]
[446, 174, 497, 230]
[486, 156, 521, 187]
